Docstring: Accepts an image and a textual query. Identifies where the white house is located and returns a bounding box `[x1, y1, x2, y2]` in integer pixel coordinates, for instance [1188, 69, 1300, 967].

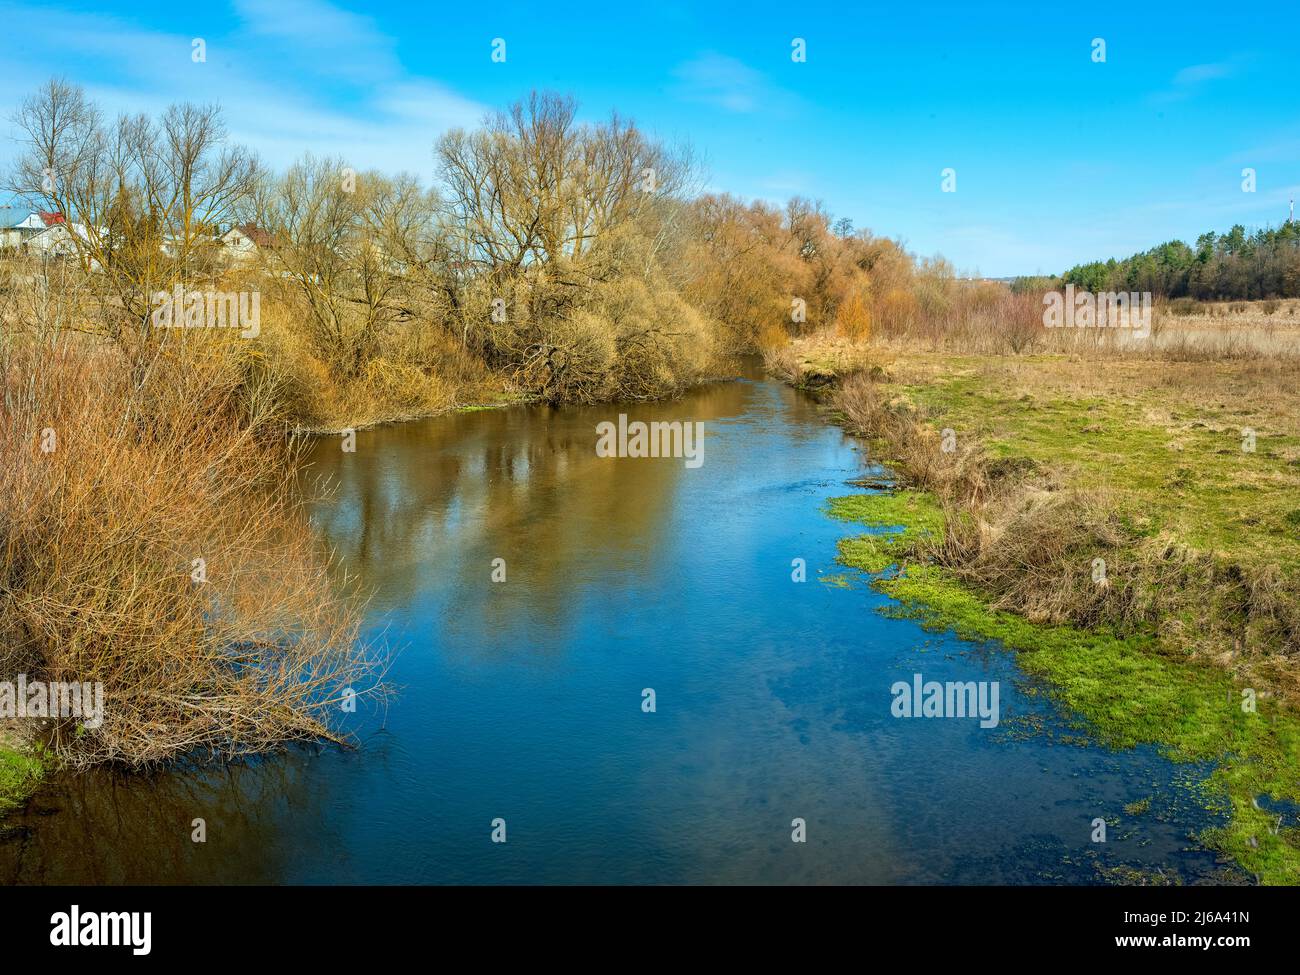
[0, 208, 60, 249]
[220, 224, 273, 265]
[28, 222, 79, 256]
[26, 220, 104, 270]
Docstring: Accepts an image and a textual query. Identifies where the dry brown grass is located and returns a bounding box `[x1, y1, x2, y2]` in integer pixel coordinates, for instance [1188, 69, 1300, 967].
[824, 363, 1300, 701]
[0, 326, 382, 766]
[250, 290, 500, 432]
[835, 371, 1000, 504]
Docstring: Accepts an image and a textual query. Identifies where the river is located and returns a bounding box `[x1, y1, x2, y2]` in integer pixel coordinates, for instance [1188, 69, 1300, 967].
[0, 362, 1239, 884]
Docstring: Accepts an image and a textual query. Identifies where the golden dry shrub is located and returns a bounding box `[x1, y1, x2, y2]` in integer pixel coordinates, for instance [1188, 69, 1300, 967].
[756, 322, 792, 353]
[0, 330, 380, 766]
[514, 273, 719, 403]
[835, 287, 872, 341]
[241, 292, 340, 427]
[251, 286, 488, 430]
[681, 194, 818, 351]
[875, 287, 919, 336]
[520, 306, 620, 402]
[605, 274, 718, 397]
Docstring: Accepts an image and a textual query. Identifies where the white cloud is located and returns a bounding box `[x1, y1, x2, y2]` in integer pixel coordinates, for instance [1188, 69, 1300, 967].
[1172, 63, 1232, 86]
[1149, 59, 1241, 105]
[0, 0, 488, 178]
[671, 52, 800, 115]
[229, 0, 401, 83]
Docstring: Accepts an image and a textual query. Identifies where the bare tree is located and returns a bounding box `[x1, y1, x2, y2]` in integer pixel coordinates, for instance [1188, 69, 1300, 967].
[434, 92, 694, 361]
[260, 157, 438, 377]
[8, 79, 260, 356]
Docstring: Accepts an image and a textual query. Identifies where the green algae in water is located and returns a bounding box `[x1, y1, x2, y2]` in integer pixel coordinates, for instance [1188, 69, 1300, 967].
[831, 488, 1300, 885]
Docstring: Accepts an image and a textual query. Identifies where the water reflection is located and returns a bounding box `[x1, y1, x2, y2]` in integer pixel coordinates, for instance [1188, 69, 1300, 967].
[305, 378, 758, 650]
[1, 750, 338, 884]
[0, 363, 1244, 884]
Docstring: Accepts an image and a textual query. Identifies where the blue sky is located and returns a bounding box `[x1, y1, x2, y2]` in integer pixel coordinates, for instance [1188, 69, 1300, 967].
[1, 0, 1297, 276]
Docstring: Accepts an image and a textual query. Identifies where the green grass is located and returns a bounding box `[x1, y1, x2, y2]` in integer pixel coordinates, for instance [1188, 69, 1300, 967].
[900, 368, 1300, 571]
[0, 745, 43, 820]
[828, 492, 944, 572]
[1124, 796, 1152, 816]
[832, 488, 1300, 884]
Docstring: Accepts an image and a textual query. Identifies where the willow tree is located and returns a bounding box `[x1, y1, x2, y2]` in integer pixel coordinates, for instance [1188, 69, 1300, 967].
[257, 157, 439, 379]
[433, 92, 700, 398]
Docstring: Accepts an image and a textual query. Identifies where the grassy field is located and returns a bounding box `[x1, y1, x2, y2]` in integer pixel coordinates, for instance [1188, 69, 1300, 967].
[892, 353, 1300, 570]
[778, 309, 1300, 590]
[772, 312, 1300, 883]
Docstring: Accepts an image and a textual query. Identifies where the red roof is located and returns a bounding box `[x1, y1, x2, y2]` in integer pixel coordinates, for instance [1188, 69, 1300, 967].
[233, 223, 273, 247]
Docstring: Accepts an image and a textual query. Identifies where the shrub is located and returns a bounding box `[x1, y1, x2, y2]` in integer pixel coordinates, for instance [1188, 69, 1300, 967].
[0, 329, 380, 766]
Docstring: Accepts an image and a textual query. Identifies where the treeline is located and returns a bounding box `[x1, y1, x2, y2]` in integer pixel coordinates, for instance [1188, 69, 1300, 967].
[1043, 221, 1300, 300]
[4, 80, 1043, 428]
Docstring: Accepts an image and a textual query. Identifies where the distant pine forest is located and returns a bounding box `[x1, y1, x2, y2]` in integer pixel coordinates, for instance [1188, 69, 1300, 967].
[1016, 218, 1300, 300]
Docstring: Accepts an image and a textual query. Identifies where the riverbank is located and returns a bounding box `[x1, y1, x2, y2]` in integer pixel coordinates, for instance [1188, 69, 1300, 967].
[0, 332, 380, 783]
[772, 334, 1300, 884]
[291, 389, 530, 435]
